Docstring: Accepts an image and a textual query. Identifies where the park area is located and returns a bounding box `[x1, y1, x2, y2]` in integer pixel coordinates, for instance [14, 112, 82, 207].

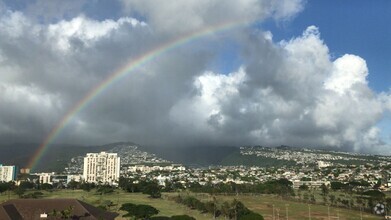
[0, 189, 384, 219]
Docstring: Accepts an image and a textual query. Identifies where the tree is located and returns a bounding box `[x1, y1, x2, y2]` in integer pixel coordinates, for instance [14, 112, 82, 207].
[303, 193, 309, 203]
[204, 201, 216, 216]
[97, 185, 114, 195]
[276, 178, 293, 187]
[0, 182, 8, 194]
[80, 182, 95, 192]
[120, 203, 159, 219]
[297, 191, 302, 201]
[330, 181, 345, 191]
[329, 194, 336, 205]
[221, 201, 232, 218]
[299, 184, 309, 191]
[14, 187, 26, 198]
[218, 199, 263, 220]
[321, 184, 329, 196]
[231, 199, 251, 219]
[150, 217, 171, 220]
[239, 212, 264, 220]
[67, 180, 79, 190]
[373, 179, 382, 189]
[19, 181, 34, 190]
[310, 194, 316, 204]
[173, 182, 184, 190]
[142, 182, 162, 198]
[49, 206, 74, 219]
[171, 215, 196, 220]
[99, 200, 115, 211]
[362, 190, 385, 200]
[41, 183, 53, 190]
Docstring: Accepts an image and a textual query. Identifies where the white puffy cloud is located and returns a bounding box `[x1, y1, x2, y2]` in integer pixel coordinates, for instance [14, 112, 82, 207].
[120, 0, 304, 34]
[170, 69, 247, 133]
[47, 16, 145, 51]
[325, 54, 369, 95]
[169, 26, 390, 152]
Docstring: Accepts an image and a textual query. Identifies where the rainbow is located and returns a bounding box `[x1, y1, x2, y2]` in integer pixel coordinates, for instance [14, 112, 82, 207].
[27, 20, 247, 170]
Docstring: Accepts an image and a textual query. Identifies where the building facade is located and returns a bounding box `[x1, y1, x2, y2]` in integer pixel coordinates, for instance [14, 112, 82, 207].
[83, 152, 120, 185]
[37, 173, 53, 185]
[0, 165, 16, 182]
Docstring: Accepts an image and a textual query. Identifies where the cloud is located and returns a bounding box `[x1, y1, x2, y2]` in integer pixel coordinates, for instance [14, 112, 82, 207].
[120, 0, 304, 34]
[0, 83, 62, 142]
[0, 1, 390, 154]
[24, 0, 87, 22]
[324, 54, 369, 95]
[0, 0, 124, 23]
[0, 9, 158, 143]
[47, 16, 145, 51]
[169, 26, 389, 153]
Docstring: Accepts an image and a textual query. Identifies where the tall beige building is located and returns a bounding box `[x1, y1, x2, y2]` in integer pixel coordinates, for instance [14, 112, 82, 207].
[83, 152, 120, 185]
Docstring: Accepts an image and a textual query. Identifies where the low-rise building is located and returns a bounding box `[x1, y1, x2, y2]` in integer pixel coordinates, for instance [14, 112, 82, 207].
[317, 161, 332, 168]
[38, 173, 53, 185]
[292, 180, 330, 189]
[67, 174, 83, 183]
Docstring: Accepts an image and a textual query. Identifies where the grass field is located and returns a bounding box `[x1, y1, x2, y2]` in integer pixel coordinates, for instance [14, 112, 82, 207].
[0, 190, 213, 219]
[218, 194, 381, 220]
[0, 190, 384, 219]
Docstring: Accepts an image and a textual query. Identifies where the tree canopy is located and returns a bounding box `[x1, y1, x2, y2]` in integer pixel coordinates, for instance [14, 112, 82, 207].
[120, 203, 159, 219]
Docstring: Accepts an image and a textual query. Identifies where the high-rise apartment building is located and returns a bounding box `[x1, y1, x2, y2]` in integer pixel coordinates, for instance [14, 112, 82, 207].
[83, 152, 120, 185]
[0, 165, 16, 182]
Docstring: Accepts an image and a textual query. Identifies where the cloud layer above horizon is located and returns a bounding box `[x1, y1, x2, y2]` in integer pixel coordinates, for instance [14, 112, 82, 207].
[0, 0, 390, 153]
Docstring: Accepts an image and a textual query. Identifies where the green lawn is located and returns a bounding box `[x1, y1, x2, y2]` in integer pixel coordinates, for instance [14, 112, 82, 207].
[167, 192, 383, 220]
[0, 189, 212, 220]
[227, 194, 381, 220]
[0, 190, 384, 219]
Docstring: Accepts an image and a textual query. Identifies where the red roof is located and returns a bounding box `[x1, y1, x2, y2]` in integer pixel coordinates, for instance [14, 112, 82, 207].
[0, 199, 118, 220]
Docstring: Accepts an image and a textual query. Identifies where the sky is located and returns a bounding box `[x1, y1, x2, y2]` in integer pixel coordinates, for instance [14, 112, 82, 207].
[0, 0, 391, 154]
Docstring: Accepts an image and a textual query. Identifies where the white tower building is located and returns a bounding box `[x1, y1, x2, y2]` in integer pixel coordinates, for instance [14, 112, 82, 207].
[0, 165, 16, 182]
[83, 152, 120, 185]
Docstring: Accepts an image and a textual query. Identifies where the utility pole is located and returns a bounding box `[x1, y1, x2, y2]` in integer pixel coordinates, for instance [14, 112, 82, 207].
[308, 204, 311, 220]
[285, 204, 289, 220]
[116, 191, 120, 210]
[272, 204, 275, 220]
[213, 196, 216, 219]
